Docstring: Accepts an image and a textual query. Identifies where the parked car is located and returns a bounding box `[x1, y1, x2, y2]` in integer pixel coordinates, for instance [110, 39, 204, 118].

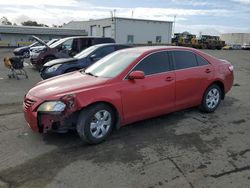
[23, 46, 234, 144]
[242, 44, 250, 50]
[30, 36, 115, 69]
[13, 39, 58, 58]
[40, 43, 131, 79]
[13, 42, 40, 58]
[222, 45, 233, 50]
[30, 38, 59, 53]
[222, 44, 241, 50]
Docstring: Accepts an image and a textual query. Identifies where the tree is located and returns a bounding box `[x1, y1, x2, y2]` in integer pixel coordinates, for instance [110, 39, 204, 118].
[21, 20, 48, 27]
[0, 17, 12, 25]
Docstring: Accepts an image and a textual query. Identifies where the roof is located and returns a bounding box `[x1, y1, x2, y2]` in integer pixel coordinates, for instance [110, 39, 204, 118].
[0, 25, 87, 36]
[121, 46, 196, 53]
[115, 17, 173, 24]
[64, 17, 172, 29]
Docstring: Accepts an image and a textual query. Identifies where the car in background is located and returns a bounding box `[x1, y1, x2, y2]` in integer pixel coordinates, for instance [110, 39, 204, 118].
[222, 45, 233, 50]
[40, 43, 131, 79]
[222, 44, 241, 50]
[30, 36, 115, 69]
[23, 46, 234, 144]
[13, 39, 58, 58]
[30, 39, 59, 53]
[13, 41, 40, 58]
[242, 44, 250, 50]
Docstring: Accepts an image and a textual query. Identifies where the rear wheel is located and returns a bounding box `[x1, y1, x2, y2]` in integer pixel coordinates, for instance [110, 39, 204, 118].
[77, 104, 115, 144]
[200, 84, 222, 113]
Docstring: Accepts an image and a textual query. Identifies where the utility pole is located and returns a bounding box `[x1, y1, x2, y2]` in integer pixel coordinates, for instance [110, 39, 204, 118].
[173, 15, 176, 37]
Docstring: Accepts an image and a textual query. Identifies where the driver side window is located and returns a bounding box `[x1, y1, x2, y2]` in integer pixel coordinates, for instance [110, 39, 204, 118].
[132, 51, 171, 76]
[61, 39, 73, 50]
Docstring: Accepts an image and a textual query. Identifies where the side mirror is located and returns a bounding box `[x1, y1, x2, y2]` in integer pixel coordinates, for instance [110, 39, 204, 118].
[128, 71, 145, 80]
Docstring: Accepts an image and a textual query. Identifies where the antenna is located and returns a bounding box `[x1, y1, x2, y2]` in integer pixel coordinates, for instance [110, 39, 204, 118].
[131, 10, 134, 18]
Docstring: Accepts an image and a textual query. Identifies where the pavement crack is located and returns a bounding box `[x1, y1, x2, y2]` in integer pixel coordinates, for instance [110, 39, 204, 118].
[210, 165, 250, 178]
[167, 157, 194, 188]
[239, 149, 250, 156]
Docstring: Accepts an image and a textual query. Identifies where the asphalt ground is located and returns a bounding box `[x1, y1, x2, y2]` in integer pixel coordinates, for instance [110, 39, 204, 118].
[0, 48, 250, 188]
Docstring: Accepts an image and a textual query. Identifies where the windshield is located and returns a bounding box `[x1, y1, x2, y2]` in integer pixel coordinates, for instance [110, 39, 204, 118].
[49, 38, 68, 48]
[74, 45, 100, 59]
[47, 39, 58, 46]
[85, 50, 142, 78]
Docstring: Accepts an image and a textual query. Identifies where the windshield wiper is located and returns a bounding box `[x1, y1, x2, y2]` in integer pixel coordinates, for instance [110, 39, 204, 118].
[83, 71, 97, 77]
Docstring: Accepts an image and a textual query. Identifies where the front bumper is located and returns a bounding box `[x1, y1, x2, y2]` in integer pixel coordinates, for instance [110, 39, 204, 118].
[23, 94, 78, 133]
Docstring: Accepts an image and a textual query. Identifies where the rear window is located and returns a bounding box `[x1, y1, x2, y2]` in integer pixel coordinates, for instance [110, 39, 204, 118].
[172, 51, 198, 70]
[196, 54, 209, 66]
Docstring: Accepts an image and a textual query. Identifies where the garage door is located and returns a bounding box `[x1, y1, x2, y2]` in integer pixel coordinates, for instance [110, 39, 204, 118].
[103, 26, 111, 38]
[90, 25, 97, 36]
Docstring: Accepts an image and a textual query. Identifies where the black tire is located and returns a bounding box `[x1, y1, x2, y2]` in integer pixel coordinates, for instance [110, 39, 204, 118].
[200, 84, 222, 113]
[77, 103, 115, 144]
[23, 51, 30, 58]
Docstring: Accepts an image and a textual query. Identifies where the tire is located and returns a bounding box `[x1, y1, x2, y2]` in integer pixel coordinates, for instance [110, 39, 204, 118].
[77, 104, 115, 144]
[200, 84, 222, 113]
[38, 56, 55, 71]
[23, 51, 30, 58]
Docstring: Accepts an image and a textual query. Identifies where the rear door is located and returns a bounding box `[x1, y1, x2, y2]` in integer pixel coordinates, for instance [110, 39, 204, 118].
[121, 51, 175, 124]
[171, 50, 214, 110]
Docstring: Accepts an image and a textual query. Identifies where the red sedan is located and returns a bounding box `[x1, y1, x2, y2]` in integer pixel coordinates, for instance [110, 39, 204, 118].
[23, 46, 234, 144]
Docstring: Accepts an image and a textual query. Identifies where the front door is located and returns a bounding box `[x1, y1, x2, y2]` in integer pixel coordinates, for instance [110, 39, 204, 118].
[121, 51, 176, 124]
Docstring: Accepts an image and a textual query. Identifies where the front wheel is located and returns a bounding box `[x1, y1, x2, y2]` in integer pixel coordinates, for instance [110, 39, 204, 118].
[200, 84, 222, 113]
[76, 104, 115, 144]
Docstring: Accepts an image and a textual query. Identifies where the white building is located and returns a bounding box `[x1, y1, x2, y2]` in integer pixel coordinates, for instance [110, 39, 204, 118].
[220, 33, 250, 45]
[64, 17, 173, 45]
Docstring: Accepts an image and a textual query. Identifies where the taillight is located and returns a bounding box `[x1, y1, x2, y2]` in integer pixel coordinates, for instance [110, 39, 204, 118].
[229, 65, 234, 72]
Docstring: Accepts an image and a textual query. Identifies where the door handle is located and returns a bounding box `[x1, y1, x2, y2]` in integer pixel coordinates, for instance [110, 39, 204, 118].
[165, 77, 174, 82]
[205, 69, 211, 73]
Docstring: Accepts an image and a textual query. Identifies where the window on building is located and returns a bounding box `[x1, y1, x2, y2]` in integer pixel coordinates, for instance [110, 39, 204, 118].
[172, 51, 198, 70]
[156, 36, 162, 43]
[127, 35, 134, 44]
[132, 51, 171, 75]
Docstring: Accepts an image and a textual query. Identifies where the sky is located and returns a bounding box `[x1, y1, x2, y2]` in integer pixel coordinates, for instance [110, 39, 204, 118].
[0, 0, 250, 35]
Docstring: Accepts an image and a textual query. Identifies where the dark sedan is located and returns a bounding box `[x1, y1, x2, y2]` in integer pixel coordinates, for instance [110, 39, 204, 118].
[40, 43, 131, 79]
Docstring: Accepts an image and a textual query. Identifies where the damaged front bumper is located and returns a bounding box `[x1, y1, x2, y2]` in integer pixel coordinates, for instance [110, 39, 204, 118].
[23, 94, 79, 133]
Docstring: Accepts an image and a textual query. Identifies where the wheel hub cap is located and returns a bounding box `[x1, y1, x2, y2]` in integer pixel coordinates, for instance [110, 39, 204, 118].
[90, 110, 111, 139]
[206, 88, 220, 109]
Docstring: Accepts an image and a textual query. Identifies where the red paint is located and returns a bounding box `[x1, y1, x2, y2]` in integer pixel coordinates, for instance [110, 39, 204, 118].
[23, 47, 234, 133]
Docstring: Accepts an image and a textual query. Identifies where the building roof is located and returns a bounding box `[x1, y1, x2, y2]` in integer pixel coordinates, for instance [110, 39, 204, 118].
[64, 17, 173, 29]
[0, 25, 87, 36]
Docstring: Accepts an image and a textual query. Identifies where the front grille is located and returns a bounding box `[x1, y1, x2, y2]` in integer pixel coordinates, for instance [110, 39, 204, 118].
[24, 98, 36, 110]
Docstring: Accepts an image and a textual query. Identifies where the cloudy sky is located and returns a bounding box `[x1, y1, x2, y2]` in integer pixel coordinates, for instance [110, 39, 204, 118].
[0, 0, 250, 35]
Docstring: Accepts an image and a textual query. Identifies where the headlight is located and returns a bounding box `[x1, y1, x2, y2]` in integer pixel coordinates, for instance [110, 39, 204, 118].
[47, 64, 61, 73]
[37, 101, 66, 112]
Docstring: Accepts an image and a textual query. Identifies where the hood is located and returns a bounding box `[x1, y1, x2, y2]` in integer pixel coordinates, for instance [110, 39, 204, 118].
[14, 46, 29, 52]
[30, 46, 46, 52]
[28, 71, 108, 99]
[32, 36, 49, 48]
[44, 58, 78, 67]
